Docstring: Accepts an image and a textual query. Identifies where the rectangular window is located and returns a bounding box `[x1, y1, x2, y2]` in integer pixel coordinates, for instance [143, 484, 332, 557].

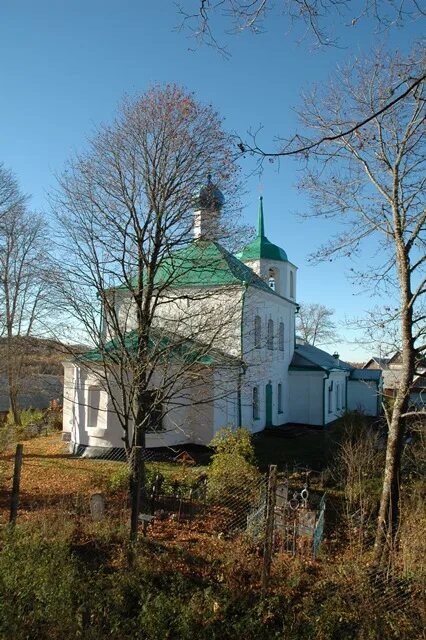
[328, 381, 333, 414]
[336, 384, 340, 410]
[278, 383, 283, 413]
[88, 386, 101, 427]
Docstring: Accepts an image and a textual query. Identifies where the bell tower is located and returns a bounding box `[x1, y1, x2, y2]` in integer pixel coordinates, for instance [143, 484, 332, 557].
[236, 196, 297, 300]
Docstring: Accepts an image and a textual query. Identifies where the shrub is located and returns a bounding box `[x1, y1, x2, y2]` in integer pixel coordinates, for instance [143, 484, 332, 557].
[106, 464, 131, 494]
[0, 531, 79, 639]
[207, 427, 261, 505]
[210, 426, 256, 464]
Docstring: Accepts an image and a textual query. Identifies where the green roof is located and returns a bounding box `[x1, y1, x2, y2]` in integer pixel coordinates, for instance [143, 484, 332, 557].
[133, 239, 277, 294]
[236, 197, 288, 263]
[79, 329, 240, 368]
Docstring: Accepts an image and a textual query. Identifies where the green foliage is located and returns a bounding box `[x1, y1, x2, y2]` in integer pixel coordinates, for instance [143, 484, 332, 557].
[0, 526, 423, 640]
[0, 531, 79, 639]
[6, 407, 44, 428]
[210, 426, 256, 464]
[106, 464, 131, 494]
[208, 427, 260, 504]
[105, 461, 202, 497]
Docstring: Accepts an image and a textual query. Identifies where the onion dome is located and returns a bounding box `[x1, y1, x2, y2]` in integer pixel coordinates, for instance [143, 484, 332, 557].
[193, 174, 225, 211]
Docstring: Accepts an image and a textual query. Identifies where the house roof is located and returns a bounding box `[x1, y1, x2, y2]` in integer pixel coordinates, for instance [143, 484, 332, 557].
[123, 238, 297, 304]
[350, 369, 382, 381]
[125, 239, 286, 297]
[236, 197, 289, 263]
[290, 343, 352, 373]
[77, 328, 241, 368]
[363, 357, 390, 370]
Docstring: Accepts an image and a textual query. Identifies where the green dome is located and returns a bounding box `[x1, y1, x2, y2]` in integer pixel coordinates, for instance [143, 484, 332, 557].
[236, 197, 288, 262]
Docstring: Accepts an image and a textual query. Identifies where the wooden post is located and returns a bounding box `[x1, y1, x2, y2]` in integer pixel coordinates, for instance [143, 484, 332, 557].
[262, 464, 277, 593]
[9, 443, 23, 526]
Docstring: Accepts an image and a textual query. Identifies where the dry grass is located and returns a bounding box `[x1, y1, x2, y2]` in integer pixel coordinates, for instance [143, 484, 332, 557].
[0, 433, 123, 525]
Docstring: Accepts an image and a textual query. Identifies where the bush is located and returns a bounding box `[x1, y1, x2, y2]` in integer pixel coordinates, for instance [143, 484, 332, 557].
[210, 426, 256, 464]
[207, 427, 261, 505]
[106, 464, 131, 494]
[0, 531, 79, 639]
[6, 408, 44, 429]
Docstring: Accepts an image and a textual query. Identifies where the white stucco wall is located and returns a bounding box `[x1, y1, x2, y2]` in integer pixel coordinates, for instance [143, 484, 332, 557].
[288, 369, 349, 426]
[107, 286, 244, 359]
[240, 287, 296, 430]
[63, 358, 240, 451]
[242, 258, 297, 301]
[347, 379, 381, 416]
[288, 370, 325, 426]
[324, 371, 349, 424]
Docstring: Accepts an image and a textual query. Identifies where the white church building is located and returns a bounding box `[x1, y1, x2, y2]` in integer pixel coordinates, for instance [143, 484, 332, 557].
[63, 179, 382, 455]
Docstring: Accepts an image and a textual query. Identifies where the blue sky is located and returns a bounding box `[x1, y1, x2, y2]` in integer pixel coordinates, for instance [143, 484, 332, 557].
[0, 1, 423, 360]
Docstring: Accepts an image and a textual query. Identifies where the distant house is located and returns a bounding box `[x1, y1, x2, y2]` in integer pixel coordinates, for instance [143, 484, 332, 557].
[288, 339, 382, 427]
[363, 353, 426, 408]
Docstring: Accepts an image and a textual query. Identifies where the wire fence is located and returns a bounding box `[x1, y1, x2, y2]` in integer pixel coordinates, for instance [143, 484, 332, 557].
[1, 434, 423, 619]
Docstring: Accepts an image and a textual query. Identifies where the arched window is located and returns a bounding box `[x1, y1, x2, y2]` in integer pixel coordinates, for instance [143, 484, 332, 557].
[267, 319, 274, 350]
[268, 268, 276, 291]
[252, 387, 259, 420]
[254, 315, 261, 349]
[278, 322, 284, 351]
[290, 271, 294, 298]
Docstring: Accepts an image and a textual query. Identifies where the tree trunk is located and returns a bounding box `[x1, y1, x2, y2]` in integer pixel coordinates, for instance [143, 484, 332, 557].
[129, 362, 149, 542]
[6, 336, 21, 426]
[129, 419, 146, 542]
[374, 231, 415, 563]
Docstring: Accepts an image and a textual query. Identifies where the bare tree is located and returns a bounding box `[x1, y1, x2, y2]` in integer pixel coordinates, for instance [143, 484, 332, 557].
[177, 3, 425, 162]
[295, 48, 425, 562]
[52, 85, 245, 541]
[0, 166, 51, 425]
[179, 0, 425, 51]
[296, 302, 338, 345]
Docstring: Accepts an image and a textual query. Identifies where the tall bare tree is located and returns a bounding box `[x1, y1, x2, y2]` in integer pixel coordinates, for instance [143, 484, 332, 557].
[178, 1, 425, 156]
[0, 165, 51, 425]
[296, 302, 338, 346]
[180, 0, 425, 51]
[53, 85, 245, 540]
[296, 48, 425, 562]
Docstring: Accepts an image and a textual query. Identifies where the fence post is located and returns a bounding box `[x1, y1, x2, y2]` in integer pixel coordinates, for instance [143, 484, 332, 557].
[262, 464, 277, 593]
[9, 443, 24, 526]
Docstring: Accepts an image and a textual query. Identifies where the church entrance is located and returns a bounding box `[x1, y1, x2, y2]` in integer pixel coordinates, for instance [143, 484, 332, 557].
[265, 383, 273, 426]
